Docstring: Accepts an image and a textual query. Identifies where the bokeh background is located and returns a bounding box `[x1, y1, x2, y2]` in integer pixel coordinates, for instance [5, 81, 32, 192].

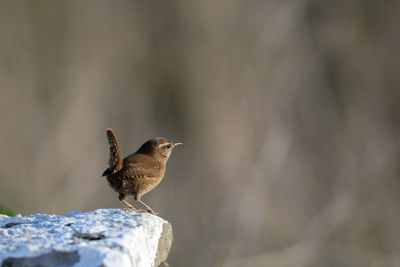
[1, 1, 400, 266]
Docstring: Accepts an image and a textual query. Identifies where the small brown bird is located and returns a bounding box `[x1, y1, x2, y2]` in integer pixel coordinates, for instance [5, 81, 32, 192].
[102, 128, 182, 214]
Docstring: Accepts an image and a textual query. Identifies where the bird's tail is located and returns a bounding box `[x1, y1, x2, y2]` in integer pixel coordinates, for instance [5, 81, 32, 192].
[102, 128, 123, 176]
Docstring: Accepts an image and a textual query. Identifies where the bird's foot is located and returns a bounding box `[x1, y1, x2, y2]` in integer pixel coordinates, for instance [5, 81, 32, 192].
[136, 209, 147, 213]
[137, 199, 159, 215]
[123, 207, 147, 213]
[123, 207, 135, 211]
[146, 209, 159, 215]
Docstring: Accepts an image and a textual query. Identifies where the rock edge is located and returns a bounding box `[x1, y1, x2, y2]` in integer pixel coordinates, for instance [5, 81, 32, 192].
[0, 209, 172, 267]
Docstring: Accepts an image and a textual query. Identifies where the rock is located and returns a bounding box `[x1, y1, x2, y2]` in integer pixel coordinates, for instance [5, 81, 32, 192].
[0, 209, 172, 267]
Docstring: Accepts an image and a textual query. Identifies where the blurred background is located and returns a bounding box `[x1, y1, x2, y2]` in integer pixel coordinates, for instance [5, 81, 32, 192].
[0, 1, 399, 266]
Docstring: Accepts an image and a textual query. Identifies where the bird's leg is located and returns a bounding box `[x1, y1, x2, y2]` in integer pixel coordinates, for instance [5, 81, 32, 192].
[137, 199, 158, 215]
[121, 199, 136, 211]
[121, 200, 146, 212]
[119, 193, 144, 212]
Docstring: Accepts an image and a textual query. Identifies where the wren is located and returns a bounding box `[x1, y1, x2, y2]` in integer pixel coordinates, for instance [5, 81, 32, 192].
[102, 128, 182, 214]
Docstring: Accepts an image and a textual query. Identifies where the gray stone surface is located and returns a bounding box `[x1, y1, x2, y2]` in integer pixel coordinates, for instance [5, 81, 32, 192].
[0, 209, 172, 267]
[154, 223, 173, 267]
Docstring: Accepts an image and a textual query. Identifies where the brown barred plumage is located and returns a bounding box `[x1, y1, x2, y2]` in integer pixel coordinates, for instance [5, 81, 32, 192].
[106, 128, 123, 173]
[101, 128, 182, 215]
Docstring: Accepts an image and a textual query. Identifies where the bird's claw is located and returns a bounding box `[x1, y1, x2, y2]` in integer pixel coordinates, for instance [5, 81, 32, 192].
[122, 207, 155, 214]
[136, 209, 147, 213]
[146, 209, 159, 215]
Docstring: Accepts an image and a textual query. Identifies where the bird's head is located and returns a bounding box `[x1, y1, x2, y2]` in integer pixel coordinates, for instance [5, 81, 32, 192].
[137, 138, 182, 162]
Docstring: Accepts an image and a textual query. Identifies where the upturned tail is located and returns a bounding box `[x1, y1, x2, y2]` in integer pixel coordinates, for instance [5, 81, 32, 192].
[102, 128, 123, 176]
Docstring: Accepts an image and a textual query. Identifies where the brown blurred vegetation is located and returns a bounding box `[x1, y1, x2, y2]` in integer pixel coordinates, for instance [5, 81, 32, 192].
[0, 1, 399, 266]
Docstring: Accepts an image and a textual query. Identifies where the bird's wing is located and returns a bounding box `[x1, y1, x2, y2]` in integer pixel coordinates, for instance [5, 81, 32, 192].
[105, 128, 123, 173]
[122, 160, 162, 179]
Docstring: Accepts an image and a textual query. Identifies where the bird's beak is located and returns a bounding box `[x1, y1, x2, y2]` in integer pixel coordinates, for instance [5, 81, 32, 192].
[173, 142, 183, 147]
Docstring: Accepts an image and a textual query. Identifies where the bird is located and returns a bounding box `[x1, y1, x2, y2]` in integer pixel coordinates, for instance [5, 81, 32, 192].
[101, 128, 182, 215]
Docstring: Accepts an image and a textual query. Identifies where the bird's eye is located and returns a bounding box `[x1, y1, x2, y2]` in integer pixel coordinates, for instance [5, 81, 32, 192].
[165, 144, 171, 149]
